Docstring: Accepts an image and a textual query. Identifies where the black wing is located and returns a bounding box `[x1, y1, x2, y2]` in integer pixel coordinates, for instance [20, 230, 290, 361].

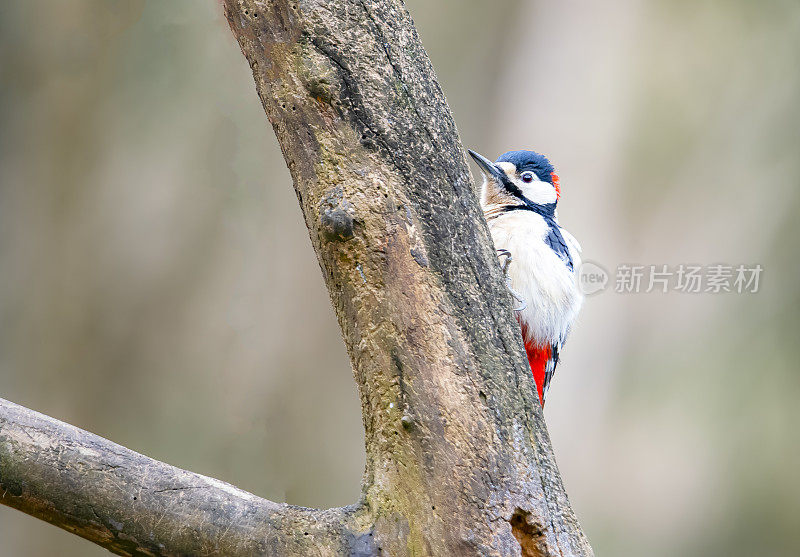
[544, 223, 574, 272]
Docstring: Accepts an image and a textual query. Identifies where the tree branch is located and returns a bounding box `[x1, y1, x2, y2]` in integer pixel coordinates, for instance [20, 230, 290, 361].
[0, 398, 363, 556]
[1, 1, 593, 555]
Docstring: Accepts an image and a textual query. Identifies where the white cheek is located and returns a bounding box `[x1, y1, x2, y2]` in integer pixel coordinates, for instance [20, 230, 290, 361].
[519, 180, 557, 204]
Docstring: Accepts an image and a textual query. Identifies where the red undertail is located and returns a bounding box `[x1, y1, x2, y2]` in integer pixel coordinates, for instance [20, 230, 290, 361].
[519, 322, 550, 406]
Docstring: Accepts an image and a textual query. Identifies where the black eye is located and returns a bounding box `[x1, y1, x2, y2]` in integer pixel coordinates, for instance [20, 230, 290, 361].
[521, 172, 534, 183]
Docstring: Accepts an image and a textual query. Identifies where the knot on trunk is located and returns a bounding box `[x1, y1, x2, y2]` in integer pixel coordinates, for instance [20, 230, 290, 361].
[320, 186, 355, 241]
[509, 508, 548, 557]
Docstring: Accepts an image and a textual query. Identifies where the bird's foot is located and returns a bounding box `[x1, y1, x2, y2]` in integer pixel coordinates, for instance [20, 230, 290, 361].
[496, 249, 527, 311]
[507, 281, 527, 312]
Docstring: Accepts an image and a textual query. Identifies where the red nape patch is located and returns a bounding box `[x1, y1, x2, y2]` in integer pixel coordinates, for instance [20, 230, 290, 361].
[551, 173, 560, 199]
[519, 322, 550, 406]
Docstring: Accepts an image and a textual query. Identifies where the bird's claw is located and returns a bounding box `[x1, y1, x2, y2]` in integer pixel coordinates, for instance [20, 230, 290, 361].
[497, 249, 526, 311]
[497, 249, 513, 275]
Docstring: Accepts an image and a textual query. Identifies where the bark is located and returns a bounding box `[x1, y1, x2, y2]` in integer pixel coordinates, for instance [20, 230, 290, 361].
[0, 1, 593, 555]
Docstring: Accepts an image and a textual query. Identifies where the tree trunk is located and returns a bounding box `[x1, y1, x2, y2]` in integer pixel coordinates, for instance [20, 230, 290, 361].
[0, 1, 593, 555]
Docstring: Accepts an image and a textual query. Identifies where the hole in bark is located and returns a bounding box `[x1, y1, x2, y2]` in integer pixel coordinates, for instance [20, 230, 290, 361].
[509, 508, 546, 557]
[479, 391, 487, 404]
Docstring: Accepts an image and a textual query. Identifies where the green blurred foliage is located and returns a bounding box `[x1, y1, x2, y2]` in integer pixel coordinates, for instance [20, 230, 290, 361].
[0, 1, 798, 556]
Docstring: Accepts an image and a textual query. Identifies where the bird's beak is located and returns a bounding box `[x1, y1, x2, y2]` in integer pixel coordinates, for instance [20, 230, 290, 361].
[468, 149, 505, 182]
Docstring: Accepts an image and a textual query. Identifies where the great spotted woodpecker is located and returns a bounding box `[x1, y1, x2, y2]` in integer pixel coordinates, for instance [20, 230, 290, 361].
[469, 149, 583, 406]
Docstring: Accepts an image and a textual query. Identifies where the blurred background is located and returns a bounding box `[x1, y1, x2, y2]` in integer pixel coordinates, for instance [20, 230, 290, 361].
[1, 1, 798, 555]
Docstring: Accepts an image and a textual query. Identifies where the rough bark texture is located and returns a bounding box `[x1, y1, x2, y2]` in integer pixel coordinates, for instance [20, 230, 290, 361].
[0, 1, 593, 555]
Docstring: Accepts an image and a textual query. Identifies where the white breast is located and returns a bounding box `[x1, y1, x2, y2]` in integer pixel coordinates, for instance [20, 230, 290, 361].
[488, 211, 583, 346]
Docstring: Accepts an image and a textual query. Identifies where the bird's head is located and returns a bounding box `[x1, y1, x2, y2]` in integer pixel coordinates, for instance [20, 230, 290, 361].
[469, 149, 561, 209]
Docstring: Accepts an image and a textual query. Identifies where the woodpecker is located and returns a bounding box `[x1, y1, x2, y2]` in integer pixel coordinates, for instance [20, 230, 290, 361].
[469, 149, 583, 406]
